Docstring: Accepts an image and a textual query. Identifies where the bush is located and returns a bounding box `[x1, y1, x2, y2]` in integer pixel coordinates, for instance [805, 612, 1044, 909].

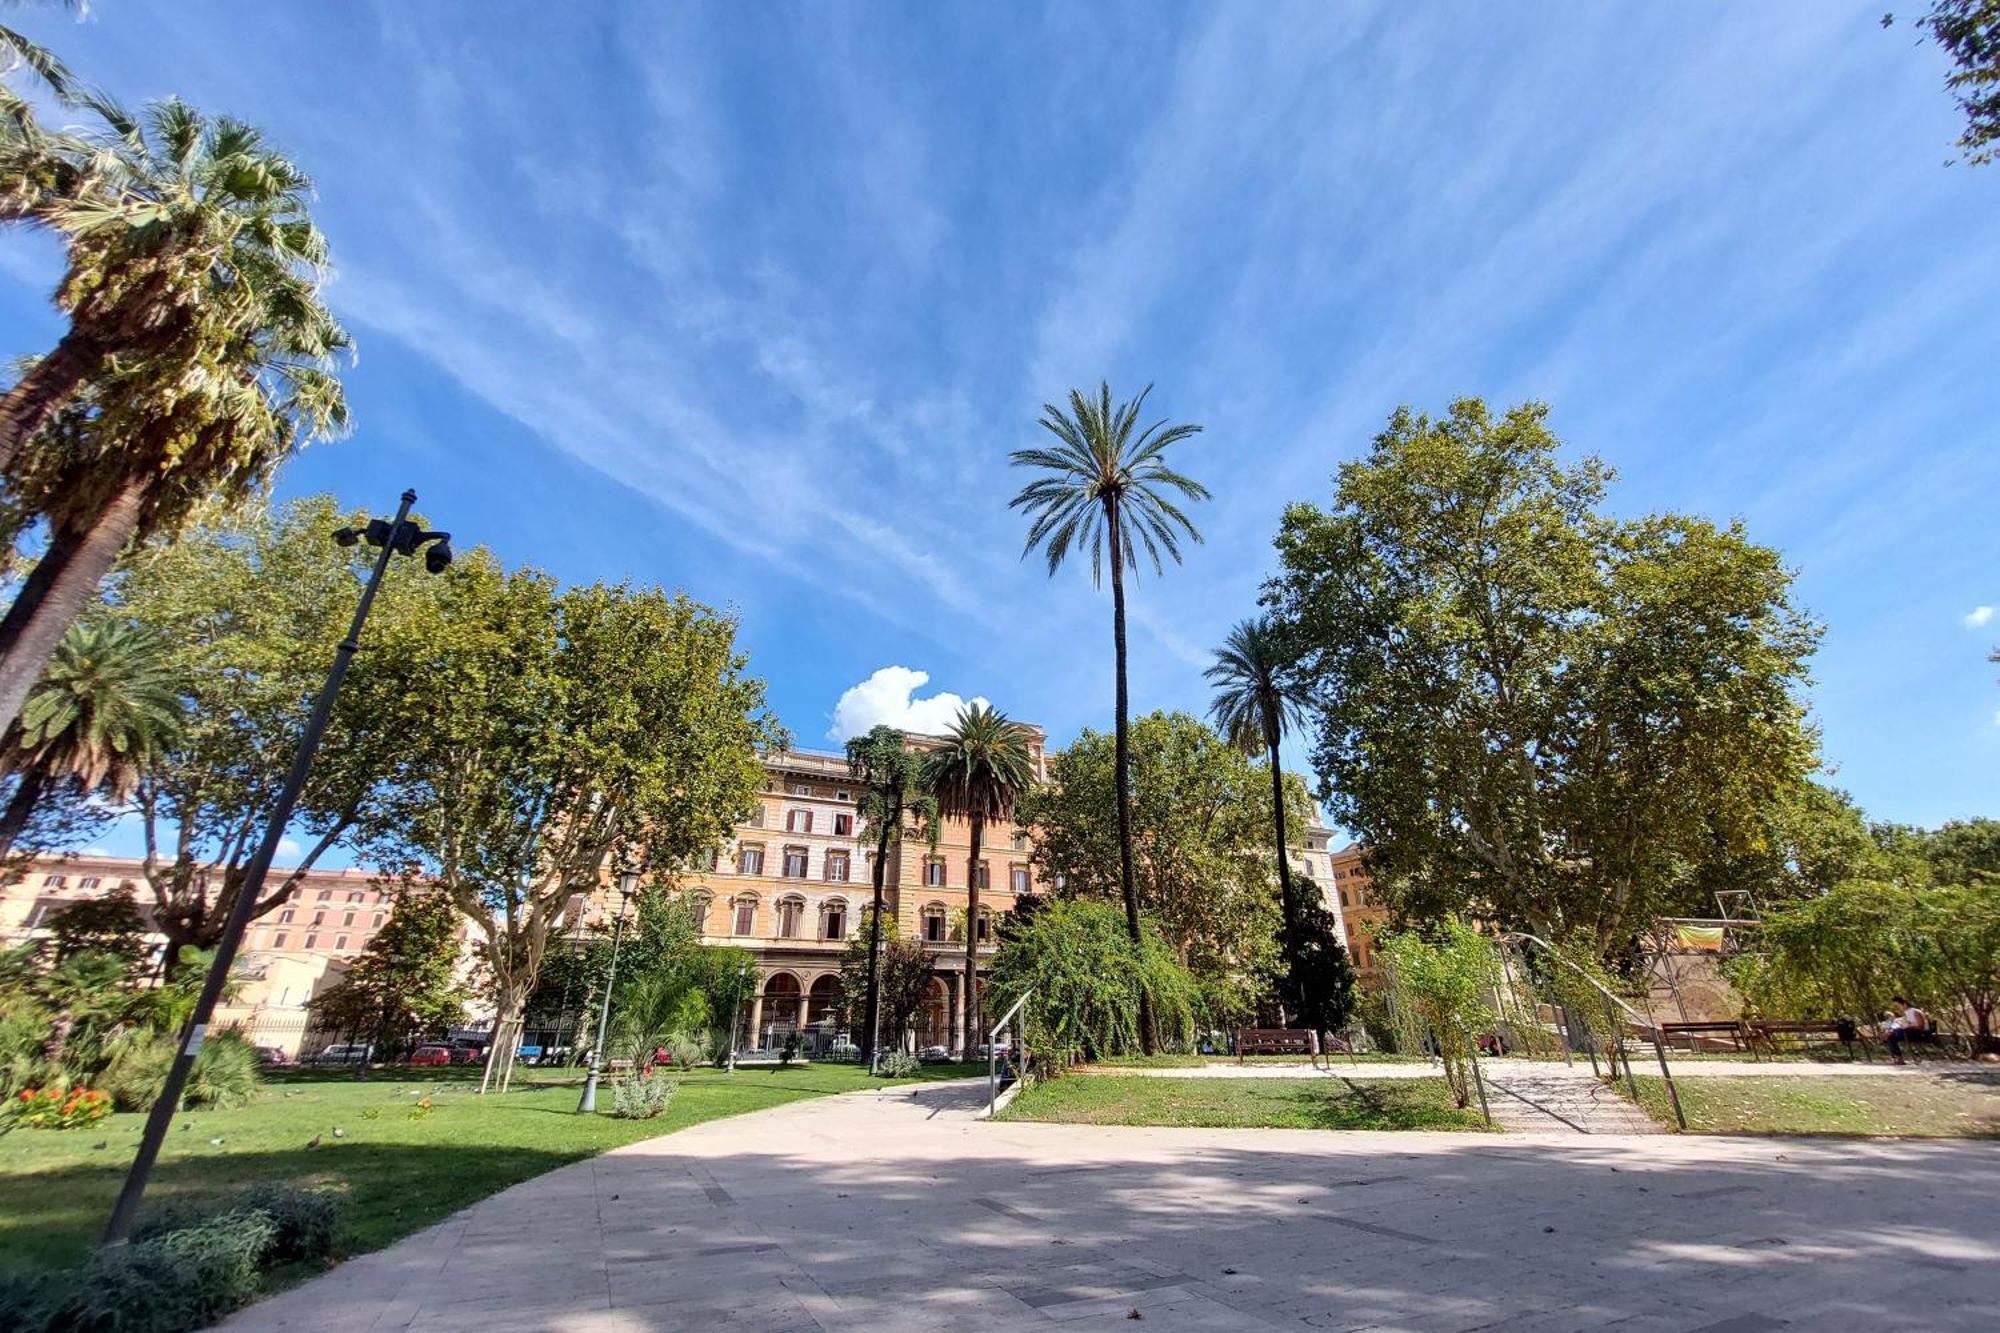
[97, 1028, 261, 1113]
[185, 1030, 260, 1109]
[12, 1085, 112, 1130]
[609, 1073, 678, 1119]
[134, 1183, 340, 1265]
[99, 1030, 176, 1112]
[875, 1050, 920, 1078]
[3, 1210, 276, 1333]
[1379, 917, 1499, 1108]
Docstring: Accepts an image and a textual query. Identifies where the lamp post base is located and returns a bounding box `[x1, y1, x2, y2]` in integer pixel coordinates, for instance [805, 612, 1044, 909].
[577, 1069, 600, 1114]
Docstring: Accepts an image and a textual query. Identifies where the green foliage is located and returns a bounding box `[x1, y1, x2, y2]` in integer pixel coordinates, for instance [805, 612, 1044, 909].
[11, 1084, 110, 1129]
[185, 1030, 259, 1109]
[837, 920, 932, 1052]
[608, 893, 749, 1064]
[875, 1050, 920, 1078]
[989, 898, 1202, 1070]
[1898, 1, 2000, 164]
[1270, 398, 1820, 959]
[1378, 917, 1498, 1107]
[2, 1209, 277, 1333]
[41, 886, 150, 967]
[1275, 894, 1356, 1035]
[97, 1027, 260, 1112]
[609, 1073, 679, 1120]
[307, 880, 469, 1057]
[1020, 711, 1289, 1015]
[132, 1183, 339, 1265]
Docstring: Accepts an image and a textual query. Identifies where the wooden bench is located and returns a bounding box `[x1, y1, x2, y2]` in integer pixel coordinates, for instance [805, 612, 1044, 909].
[1235, 1028, 1320, 1060]
[1660, 1020, 1751, 1052]
[1748, 1019, 1861, 1057]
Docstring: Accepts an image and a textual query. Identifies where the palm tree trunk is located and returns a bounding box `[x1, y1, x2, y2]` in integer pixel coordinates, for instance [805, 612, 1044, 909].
[0, 474, 145, 736]
[961, 813, 982, 1058]
[0, 764, 48, 859]
[0, 329, 107, 476]
[1105, 502, 1158, 1054]
[1267, 731, 1299, 970]
[861, 805, 896, 1066]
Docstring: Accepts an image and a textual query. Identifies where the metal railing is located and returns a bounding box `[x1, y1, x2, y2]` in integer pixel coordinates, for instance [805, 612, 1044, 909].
[987, 988, 1032, 1118]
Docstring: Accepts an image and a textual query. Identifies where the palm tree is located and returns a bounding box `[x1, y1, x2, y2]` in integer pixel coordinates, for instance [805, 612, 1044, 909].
[0, 616, 181, 857]
[846, 725, 937, 1070]
[1010, 383, 1207, 1051]
[920, 703, 1034, 1057]
[0, 98, 349, 735]
[1206, 616, 1320, 999]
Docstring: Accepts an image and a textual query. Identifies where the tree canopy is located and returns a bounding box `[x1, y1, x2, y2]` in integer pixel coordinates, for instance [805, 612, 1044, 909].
[1269, 399, 1820, 959]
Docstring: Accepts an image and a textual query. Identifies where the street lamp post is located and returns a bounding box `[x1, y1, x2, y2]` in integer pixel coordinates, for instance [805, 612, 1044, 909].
[577, 865, 641, 1114]
[103, 490, 453, 1246]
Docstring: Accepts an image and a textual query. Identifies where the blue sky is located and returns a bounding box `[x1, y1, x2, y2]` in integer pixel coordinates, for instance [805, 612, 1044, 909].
[5, 2, 1997, 857]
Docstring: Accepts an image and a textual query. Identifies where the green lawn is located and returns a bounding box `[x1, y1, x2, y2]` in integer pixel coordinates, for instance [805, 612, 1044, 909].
[0, 1061, 983, 1274]
[1629, 1072, 2000, 1138]
[1089, 1052, 1424, 1069]
[999, 1074, 1492, 1131]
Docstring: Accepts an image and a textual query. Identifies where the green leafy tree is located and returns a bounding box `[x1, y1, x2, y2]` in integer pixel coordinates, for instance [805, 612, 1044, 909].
[103, 495, 451, 974]
[0, 616, 180, 857]
[1889, 2, 2000, 164]
[374, 564, 781, 1067]
[1205, 615, 1353, 1029]
[845, 725, 936, 1063]
[0, 100, 350, 736]
[836, 913, 934, 1054]
[1270, 399, 1820, 959]
[1019, 711, 1288, 1020]
[1010, 382, 1208, 1051]
[987, 897, 1202, 1069]
[1378, 917, 1498, 1108]
[307, 882, 469, 1060]
[920, 702, 1034, 1052]
[43, 883, 149, 968]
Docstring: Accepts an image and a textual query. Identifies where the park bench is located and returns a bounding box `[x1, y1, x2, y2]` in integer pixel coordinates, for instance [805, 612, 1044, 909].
[1235, 1028, 1320, 1061]
[1659, 1020, 1751, 1052]
[1748, 1019, 1862, 1058]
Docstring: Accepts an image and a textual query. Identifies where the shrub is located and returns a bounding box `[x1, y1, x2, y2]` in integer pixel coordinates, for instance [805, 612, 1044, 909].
[4, 1211, 276, 1333]
[135, 1184, 339, 1265]
[875, 1050, 920, 1078]
[609, 1073, 678, 1119]
[665, 1031, 705, 1071]
[100, 1029, 177, 1111]
[13, 1085, 112, 1130]
[97, 1028, 261, 1113]
[1378, 917, 1499, 1108]
[186, 1030, 260, 1109]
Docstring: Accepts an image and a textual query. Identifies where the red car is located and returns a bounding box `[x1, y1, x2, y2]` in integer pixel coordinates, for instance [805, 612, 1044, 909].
[408, 1045, 453, 1067]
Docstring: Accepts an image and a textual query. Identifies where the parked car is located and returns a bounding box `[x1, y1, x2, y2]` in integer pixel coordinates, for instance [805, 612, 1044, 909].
[919, 1045, 951, 1063]
[307, 1042, 373, 1066]
[408, 1045, 453, 1067]
[448, 1045, 483, 1065]
[254, 1045, 293, 1067]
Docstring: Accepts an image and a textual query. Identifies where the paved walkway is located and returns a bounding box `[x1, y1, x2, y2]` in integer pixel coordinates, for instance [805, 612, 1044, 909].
[1093, 1058, 1981, 1079]
[227, 1078, 2000, 1332]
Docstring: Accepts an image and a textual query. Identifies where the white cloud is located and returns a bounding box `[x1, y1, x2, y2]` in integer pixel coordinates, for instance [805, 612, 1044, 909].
[828, 666, 988, 741]
[83, 846, 110, 857]
[276, 836, 304, 860]
[1964, 606, 1994, 629]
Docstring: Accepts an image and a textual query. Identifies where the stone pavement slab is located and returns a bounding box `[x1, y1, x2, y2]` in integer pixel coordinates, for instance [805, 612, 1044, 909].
[226, 1077, 2000, 1332]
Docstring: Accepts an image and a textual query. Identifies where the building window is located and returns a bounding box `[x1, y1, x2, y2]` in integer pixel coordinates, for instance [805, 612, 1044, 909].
[342, 912, 356, 927]
[372, 912, 385, 927]
[748, 805, 766, 828]
[22, 903, 51, 929]
[1011, 831, 1027, 851]
[312, 911, 326, 926]
[823, 901, 846, 940]
[41, 874, 65, 887]
[733, 900, 755, 935]
[78, 876, 101, 890]
[1010, 867, 1030, 895]
[335, 935, 349, 950]
[304, 933, 319, 949]
[705, 849, 719, 871]
[923, 905, 947, 942]
[738, 846, 765, 876]
[833, 813, 852, 837]
[279, 908, 294, 924]
[777, 898, 803, 938]
[692, 893, 713, 928]
[825, 851, 850, 882]
[783, 848, 809, 878]
[837, 789, 852, 802]
[974, 862, 989, 890]
[786, 808, 813, 834]
[924, 860, 945, 887]
[791, 784, 811, 796]
[976, 909, 992, 942]
[273, 932, 288, 948]
[348, 892, 363, 903]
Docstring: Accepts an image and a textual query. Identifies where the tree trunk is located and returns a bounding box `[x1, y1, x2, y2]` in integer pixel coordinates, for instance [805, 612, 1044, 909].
[961, 812, 982, 1058]
[1267, 731, 1303, 1013]
[0, 764, 47, 860]
[0, 474, 147, 736]
[1105, 502, 1157, 1054]
[0, 329, 107, 476]
[861, 804, 895, 1065]
[0, 520, 84, 662]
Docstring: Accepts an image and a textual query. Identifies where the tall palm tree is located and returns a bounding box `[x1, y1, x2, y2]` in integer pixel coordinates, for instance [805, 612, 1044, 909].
[0, 616, 181, 856]
[1010, 383, 1207, 1051]
[846, 725, 937, 1070]
[1206, 616, 1319, 993]
[0, 98, 348, 735]
[920, 702, 1034, 1057]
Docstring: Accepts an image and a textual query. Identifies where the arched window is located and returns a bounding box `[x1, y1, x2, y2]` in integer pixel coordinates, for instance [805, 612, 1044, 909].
[822, 898, 847, 941]
[732, 896, 757, 935]
[762, 973, 802, 1035]
[922, 903, 947, 943]
[776, 896, 804, 938]
[806, 974, 842, 1027]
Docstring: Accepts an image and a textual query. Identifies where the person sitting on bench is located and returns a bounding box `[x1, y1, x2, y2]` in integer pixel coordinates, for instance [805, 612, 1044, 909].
[1883, 997, 1927, 1063]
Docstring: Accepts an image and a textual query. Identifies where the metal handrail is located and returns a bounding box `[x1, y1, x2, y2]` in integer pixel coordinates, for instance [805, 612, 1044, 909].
[1496, 931, 1688, 1131]
[987, 989, 1032, 1118]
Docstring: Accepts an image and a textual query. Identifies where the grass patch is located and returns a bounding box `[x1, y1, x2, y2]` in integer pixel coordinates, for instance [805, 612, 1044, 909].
[1087, 1052, 1425, 1069]
[998, 1074, 1491, 1131]
[1629, 1072, 2000, 1138]
[0, 1061, 982, 1275]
